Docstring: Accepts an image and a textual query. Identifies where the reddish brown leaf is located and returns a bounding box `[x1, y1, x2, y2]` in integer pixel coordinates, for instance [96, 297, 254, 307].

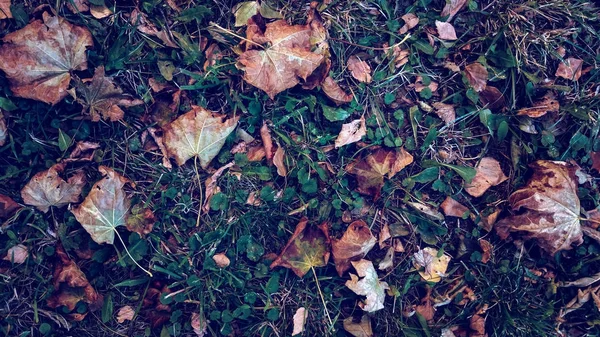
[517, 92, 560, 118]
[440, 196, 469, 217]
[21, 163, 85, 213]
[478, 86, 506, 111]
[495, 160, 584, 255]
[464, 63, 488, 92]
[591, 152, 600, 173]
[555, 58, 583, 81]
[464, 157, 508, 197]
[479, 239, 493, 264]
[346, 148, 414, 200]
[0, 13, 93, 105]
[260, 122, 274, 162]
[348, 56, 372, 83]
[0, 0, 12, 19]
[270, 218, 331, 278]
[0, 194, 19, 219]
[273, 146, 287, 177]
[332, 220, 377, 276]
[322, 77, 353, 105]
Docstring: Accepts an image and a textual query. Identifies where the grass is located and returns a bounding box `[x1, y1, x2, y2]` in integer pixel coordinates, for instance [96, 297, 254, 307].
[0, 0, 600, 336]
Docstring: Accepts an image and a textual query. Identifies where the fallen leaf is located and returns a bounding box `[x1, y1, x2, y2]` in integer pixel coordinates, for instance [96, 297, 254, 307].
[130, 9, 178, 48]
[343, 316, 373, 337]
[346, 148, 414, 200]
[347, 56, 372, 83]
[64, 141, 100, 163]
[142, 282, 171, 328]
[517, 92, 560, 118]
[0, 0, 11, 19]
[399, 13, 419, 34]
[203, 162, 235, 213]
[0, 12, 93, 105]
[322, 77, 353, 105]
[378, 246, 394, 270]
[407, 201, 445, 221]
[441, 0, 468, 21]
[270, 218, 331, 277]
[416, 287, 435, 321]
[71, 166, 132, 245]
[440, 196, 469, 218]
[464, 62, 488, 92]
[379, 223, 391, 248]
[116, 306, 135, 323]
[21, 163, 85, 213]
[213, 253, 231, 268]
[470, 314, 487, 337]
[260, 122, 274, 162]
[90, 4, 113, 19]
[479, 239, 493, 264]
[147, 127, 173, 170]
[125, 204, 155, 237]
[495, 160, 584, 255]
[555, 57, 583, 81]
[432, 102, 456, 125]
[292, 307, 307, 335]
[232, 1, 282, 27]
[345, 259, 389, 312]
[332, 220, 377, 276]
[415, 76, 439, 93]
[191, 312, 209, 337]
[389, 46, 410, 68]
[273, 146, 287, 177]
[436, 21, 457, 40]
[162, 106, 239, 168]
[47, 245, 103, 311]
[465, 157, 508, 197]
[479, 86, 506, 111]
[203, 43, 223, 71]
[237, 17, 328, 98]
[413, 247, 451, 283]
[0, 111, 6, 146]
[75, 66, 143, 122]
[3, 244, 28, 264]
[591, 152, 600, 173]
[335, 117, 366, 148]
[0, 194, 19, 219]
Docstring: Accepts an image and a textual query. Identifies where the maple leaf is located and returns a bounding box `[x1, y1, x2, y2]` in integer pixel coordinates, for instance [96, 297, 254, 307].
[345, 259, 389, 312]
[162, 106, 239, 168]
[346, 148, 414, 200]
[237, 17, 328, 99]
[0, 12, 93, 105]
[464, 157, 508, 197]
[76, 66, 143, 122]
[270, 217, 331, 278]
[21, 163, 85, 213]
[0, 0, 11, 19]
[343, 316, 373, 337]
[47, 245, 103, 311]
[495, 160, 584, 255]
[321, 77, 353, 105]
[463, 62, 488, 92]
[71, 166, 132, 245]
[413, 247, 451, 283]
[347, 56, 372, 83]
[335, 117, 366, 148]
[555, 57, 583, 81]
[332, 220, 377, 276]
[435, 21, 457, 40]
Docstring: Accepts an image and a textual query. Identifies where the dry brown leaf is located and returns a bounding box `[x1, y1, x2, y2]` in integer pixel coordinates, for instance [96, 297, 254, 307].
[125, 204, 155, 237]
[432, 102, 456, 125]
[517, 92, 559, 118]
[591, 152, 600, 173]
[3, 244, 28, 264]
[479, 86, 506, 112]
[0, 194, 19, 219]
[441, 0, 468, 21]
[0, 13, 93, 105]
[260, 122, 274, 162]
[47, 245, 103, 312]
[213, 253, 231, 268]
[464, 62, 488, 92]
[413, 247, 451, 283]
[332, 220, 377, 276]
[470, 314, 487, 337]
[346, 148, 414, 200]
[348, 56, 372, 83]
[116, 306, 135, 324]
[495, 160, 584, 255]
[391, 46, 410, 68]
[130, 9, 178, 48]
[147, 127, 173, 170]
[440, 196, 469, 218]
[343, 316, 373, 337]
[203, 162, 235, 213]
[21, 163, 85, 213]
[555, 57, 583, 81]
[346, 259, 389, 312]
[322, 77, 353, 105]
[415, 76, 439, 93]
[191, 312, 209, 336]
[292, 307, 307, 336]
[0, 0, 12, 19]
[273, 146, 287, 177]
[71, 166, 132, 245]
[90, 4, 112, 19]
[378, 246, 395, 270]
[399, 13, 419, 34]
[435, 21, 457, 40]
[203, 43, 223, 71]
[335, 117, 366, 148]
[162, 106, 239, 168]
[407, 201, 445, 221]
[76, 66, 143, 122]
[64, 141, 100, 163]
[479, 239, 493, 264]
[379, 223, 391, 248]
[465, 157, 508, 197]
[416, 287, 435, 321]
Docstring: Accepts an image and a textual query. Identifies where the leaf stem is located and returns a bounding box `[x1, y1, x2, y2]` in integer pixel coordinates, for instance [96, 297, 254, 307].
[311, 266, 334, 331]
[194, 156, 203, 228]
[114, 229, 153, 277]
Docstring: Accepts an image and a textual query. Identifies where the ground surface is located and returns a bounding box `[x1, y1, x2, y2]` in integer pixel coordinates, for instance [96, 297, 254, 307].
[0, 0, 600, 336]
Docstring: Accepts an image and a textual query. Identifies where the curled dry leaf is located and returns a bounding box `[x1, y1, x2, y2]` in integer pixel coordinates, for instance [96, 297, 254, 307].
[332, 220, 377, 276]
[21, 163, 85, 213]
[465, 157, 508, 197]
[407, 201, 445, 221]
[147, 127, 172, 169]
[191, 312, 209, 337]
[345, 259, 389, 312]
[464, 62, 488, 92]
[441, 0, 468, 21]
[0, 0, 11, 19]
[130, 9, 178, 48]
[399, 13, 419, 34]
[555, 57, 583, 81]
[335, 117, 366, 148]
[343, 315, 373, 337]
[116, 306, 135, 324]
[64, 141, 100, 163]
[0, 111, 6, 146]
[76, 66, 143, 122]
[125, 204, 155, 237]
[71, 166, 132, 245]
[322, 77, 353, 105]
[292, 307, 307, 336]
[0, 12, 93, 105]
[479, 239, 493, 264]
[347, 56, 372, 83]
[203, 162, 235, 213]
[3, 244, 28, 264]
[213, 253, 231, 268]
[495, 160, 584, 255]
[260, 122, 274, 162]
[440, 196, 469, 218]
[273, 146, 287, 177]
[0, 194, 19, 219]
[435, 21, 457, 40]
[432, 102, 456, 125]
[413, 247, 451, 283]
[517, 92, 559, 118]
[162, 106, 239, 168]
[346, 148, 414, 200]
[47, 245, 103, 311]
[270, 218, 331, 278]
